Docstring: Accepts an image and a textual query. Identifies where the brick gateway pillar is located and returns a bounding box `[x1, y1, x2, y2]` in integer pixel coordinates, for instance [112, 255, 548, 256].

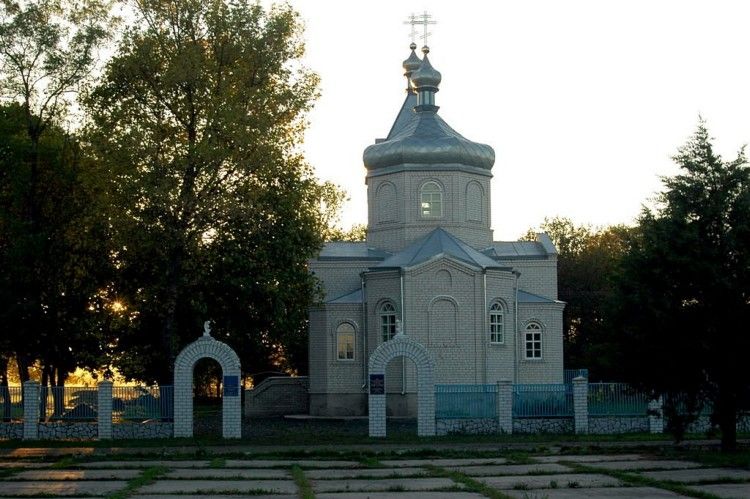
[368, 334, 435, 437]
[173, 322, 242, 439]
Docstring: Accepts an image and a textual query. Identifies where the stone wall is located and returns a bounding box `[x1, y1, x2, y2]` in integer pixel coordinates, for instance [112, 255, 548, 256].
[113, 422, 172, 439]
[682, 413, 750, 434]
[436, 418, 498, 435]
[514, 417, 574, 434]
[245, 377, 309, 417]
[589, 416, 649, 434]
[39, 422, 97, 440]
[0, 423, 22, 439]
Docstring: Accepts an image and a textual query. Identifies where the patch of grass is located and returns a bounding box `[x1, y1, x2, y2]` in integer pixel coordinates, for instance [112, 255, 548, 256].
[512, 482, 530, 490]
[566, 480, 579, 488]
[504, 451, 536, 464]
[548, 479, 558, 488]
[426, 464, 516, 499]
[658, 448, 750, 470]
[106, 465, 167, 499]
[208, 457, 225, 468]
[564, 462, 722, 499]
[51, 456, 76, 469]
[358, 455, 381, 467]
[290, 464, 314, 499]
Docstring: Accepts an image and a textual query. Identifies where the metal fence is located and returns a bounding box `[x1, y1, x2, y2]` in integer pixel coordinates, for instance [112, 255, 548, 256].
[588, 382, 649, 416]
[112, 386, 173, 422]
[0, 386, 22, 421]
[513, 383, 573, 417]
[435, 384, 496, 419]
[39, 386, 98, 421]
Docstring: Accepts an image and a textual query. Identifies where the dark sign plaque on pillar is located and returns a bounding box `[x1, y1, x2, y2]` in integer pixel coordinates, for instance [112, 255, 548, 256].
[369, 374, 385, 395]
[223, 375, 240, 397]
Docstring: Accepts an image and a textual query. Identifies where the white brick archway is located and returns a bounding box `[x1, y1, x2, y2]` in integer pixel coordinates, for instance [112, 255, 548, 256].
[368, 335, 435, 437]
[173, 335, 242, 439]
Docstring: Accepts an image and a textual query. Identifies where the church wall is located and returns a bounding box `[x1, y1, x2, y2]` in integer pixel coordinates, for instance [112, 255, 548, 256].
[484, 271, 519, 383]
[404, 259, 483, 385]
[366, 170, 493, 252]
[308, 307, 329, 402]
[308, 304, 369, 416]
[497, 258, 558, 299]
[309, 261, 371, 301]
[516, 303, 565, 384]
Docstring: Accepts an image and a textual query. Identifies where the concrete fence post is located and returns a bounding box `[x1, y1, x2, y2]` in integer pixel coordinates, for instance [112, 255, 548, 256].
[496, 380, 513, 434]
[22, 381, 40, 440]
[97, 380, 113, 440]
[648, 396, 664, 434]
[572, 376, 588, 434]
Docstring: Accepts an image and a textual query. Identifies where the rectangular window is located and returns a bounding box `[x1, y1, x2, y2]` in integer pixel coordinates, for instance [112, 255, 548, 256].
[381, 314, 396, 342]
[337, 331, 355, 360]
[525, 332, 542, 359]
[490, 313, 504, 344]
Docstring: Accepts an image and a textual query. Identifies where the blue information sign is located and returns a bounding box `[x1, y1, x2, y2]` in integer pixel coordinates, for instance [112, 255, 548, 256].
[223, 375, 240, 397]
[369, 374, 385, 395]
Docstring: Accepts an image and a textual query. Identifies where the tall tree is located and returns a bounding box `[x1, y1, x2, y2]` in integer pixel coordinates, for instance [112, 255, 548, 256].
[86, 0, 339, 382]
[0, 0, 112, 382]
[523, 217, 630, 380]
[615, 121, 750, 451]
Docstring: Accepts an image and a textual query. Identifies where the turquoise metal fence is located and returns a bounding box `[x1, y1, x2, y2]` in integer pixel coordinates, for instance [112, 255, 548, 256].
[112, 386, 173, 422]
[513, 384, 573, 417]
[435, 384, 496, 419]
[564, 369, 589, 384]
[39, 386, 98, 421]
[588, 383, 649, 416]
[0, 386, 22, 421]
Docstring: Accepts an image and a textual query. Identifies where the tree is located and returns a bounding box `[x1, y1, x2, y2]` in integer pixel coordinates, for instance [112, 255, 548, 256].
[86, 0, 339, 382]
[522, 217, 630, 380]
[326, 223, 367, 242]
[615, 121, 749, 451]
[0, 0, 112, 382]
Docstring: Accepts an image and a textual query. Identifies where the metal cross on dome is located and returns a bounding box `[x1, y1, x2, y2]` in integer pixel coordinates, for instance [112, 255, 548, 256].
[404, 11, 436, 46]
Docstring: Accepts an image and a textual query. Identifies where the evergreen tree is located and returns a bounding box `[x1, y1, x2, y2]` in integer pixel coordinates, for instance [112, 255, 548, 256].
[615, 120, 750, 451]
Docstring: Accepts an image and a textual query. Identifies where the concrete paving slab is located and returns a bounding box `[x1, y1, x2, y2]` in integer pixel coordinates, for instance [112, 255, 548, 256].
[587, 459, 704, 471]
[316, 493, 485, 499]
[501, 486, 685, 498]
[450, 463, 571, 476]
[138, 479, 297, 494]
[11, 469, 141, 480]
[312, 477, 461, 493]
[0, 480, 126, 496]
[165, 468, 289, 479]
[224, 459, 360, 468]
[641, 468, 750, 483]
[306, 467, 428, 479]
[479, 473, 622, 489]
[534, 454, 645, 463]
[78, 460, 210, 468]
[0, 462, 52, 469]
[688, 483, 750, 498]
[379, 458, 507, 466]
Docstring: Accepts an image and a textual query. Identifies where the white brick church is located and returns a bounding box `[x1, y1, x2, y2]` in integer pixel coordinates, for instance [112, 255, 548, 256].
[308, 43, 564, 416]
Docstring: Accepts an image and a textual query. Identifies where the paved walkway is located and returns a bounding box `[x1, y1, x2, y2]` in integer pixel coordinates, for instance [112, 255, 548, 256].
[1, 452, 749, 498]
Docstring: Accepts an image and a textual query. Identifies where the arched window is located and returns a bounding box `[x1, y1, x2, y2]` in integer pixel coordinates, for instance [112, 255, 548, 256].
[380, 303, 397, 342]
[336, 322, 355, 361]
[466, 182, 483, 222]
[489, 302, 504, 344]
[420, 181, 443, 218]
[524, 322, 542, 359]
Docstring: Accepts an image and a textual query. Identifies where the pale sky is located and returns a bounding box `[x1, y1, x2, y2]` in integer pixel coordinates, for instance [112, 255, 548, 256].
[290, 0, 750, 240]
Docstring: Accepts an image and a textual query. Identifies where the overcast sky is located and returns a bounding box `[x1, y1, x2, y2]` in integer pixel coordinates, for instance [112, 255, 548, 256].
[288, 0, 750, 240]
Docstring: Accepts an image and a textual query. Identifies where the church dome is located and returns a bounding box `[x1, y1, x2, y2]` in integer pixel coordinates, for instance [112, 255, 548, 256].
[402, 43, 422, 75]
[410, 47, 441, 90]
[363, 47, 494, 171]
